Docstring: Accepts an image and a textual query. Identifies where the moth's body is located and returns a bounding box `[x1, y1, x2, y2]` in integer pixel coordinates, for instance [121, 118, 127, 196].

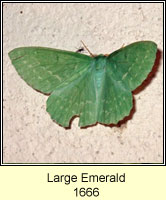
[9, 41, 157, 127]
[91, 55, 108, 120]
[93, 55, 106, 89]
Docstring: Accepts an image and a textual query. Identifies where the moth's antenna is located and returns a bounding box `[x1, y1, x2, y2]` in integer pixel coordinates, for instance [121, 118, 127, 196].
[81, 40, 94, 57]
[121, 43, 125, 48]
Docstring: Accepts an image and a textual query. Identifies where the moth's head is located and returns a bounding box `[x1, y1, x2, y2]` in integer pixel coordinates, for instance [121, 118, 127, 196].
[93, 54, 107, 70]
[93, 54, 109, 58]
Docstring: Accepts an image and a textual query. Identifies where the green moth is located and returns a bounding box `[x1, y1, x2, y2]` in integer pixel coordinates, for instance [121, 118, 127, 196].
[8, 41, 157, 128]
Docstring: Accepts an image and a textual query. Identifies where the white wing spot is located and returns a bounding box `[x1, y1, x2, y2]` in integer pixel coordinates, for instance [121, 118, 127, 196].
[86, 100, 93, 104]
[122, 72, 128, 80]
[41, 66, 45, 70]
[106, 112, 110, 116]
[54, 75, 62, 81]
[47, 71, 53, 75]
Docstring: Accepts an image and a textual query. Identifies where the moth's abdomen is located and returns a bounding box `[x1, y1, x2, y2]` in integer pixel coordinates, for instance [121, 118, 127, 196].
[95, 69, 105, 89]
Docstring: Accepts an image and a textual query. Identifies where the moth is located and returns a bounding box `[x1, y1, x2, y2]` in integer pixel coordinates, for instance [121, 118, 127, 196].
[8, 41, 157, 127]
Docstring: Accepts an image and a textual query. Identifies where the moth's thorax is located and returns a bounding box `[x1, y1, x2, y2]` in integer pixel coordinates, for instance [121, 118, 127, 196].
[91, 55, 107, 97]
[93, 55, 107, 71]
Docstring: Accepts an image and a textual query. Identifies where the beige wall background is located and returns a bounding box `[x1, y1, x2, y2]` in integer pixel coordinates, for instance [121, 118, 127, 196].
[3, 3, 163, 163]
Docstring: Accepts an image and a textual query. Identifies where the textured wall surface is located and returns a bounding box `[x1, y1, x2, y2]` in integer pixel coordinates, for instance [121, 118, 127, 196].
[3, 3, 163, 163]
